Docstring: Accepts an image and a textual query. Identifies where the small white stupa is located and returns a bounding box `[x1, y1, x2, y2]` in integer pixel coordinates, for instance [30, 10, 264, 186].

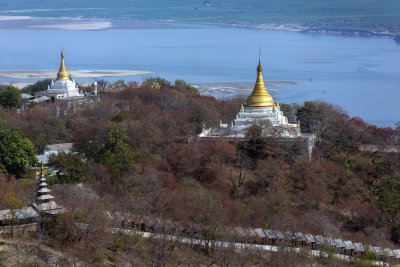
[35, 51, 84, 101]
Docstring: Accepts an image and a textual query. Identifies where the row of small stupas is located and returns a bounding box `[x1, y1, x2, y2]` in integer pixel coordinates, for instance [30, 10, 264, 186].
[199, 60, 301, 138]
[35, 51, 85, 101]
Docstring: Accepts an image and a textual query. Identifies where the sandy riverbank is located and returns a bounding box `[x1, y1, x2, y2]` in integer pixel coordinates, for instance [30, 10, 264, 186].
[0, 70, 151, 79]
[194, 81, 296, 99]
[0, 16, 179, 30]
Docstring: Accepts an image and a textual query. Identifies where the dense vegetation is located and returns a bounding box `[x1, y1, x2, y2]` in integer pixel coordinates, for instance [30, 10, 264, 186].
[0, 79, 399, 265]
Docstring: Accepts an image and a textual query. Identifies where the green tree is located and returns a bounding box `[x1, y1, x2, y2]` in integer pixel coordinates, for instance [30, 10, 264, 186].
[94, 79, 110, 93]
[100, 123, 136, 178]
[391, 224, 400, 244]
[0, 129, 37, 176]
[22, 79, 51, 95]
[0, 85, 21, 110]
[174, 79, 198, 94]
[142, 77, 171, 90]
[246, 124, 266, 152]
[280, 103, 300, 123]
[395, 121, 400, 131]
[378, 174, 400, 217]
[5, 192, 24, 237]
[111, 80, 128, 91]
[296, 101, 319, 133]
[49, 152, 85, 184]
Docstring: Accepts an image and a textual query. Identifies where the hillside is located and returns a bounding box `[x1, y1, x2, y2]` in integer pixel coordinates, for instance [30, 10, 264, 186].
[0, 80, 399, 265]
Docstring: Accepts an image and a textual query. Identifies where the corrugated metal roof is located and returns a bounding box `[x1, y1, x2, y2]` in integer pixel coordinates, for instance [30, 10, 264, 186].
[263, 229, 277, 239]
[44, 207, 65, 215]
[36, 154, 49, 164]
[46, 143, 73, 152]
[253, 228, 267, 238]
[324, 237, 336, 246]
[244, 228, 258, 237]
[354, 243, 365, 252]
[294, 232, 307, 242]
[273, 230, 285, 239]
[0, 207, 39, 221]
[284, 231, 295, 240]
[334, 239, 346, 248]
[32, 200, 62, 212]
[21, 93, 33, 99]
[314, 235, 325, 244]
[383, 248, 395, 257]
[344, 240, 355, 250]
[304, 234, 316, 243]
[31, 96, 50, 103]
[233, 227, 247, 237]
[107, 210, 400, 259]
[392, 249, 400, 258]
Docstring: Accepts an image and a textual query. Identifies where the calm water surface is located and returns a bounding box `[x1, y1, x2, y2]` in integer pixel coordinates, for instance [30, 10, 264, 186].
[0, 24, 398, 127]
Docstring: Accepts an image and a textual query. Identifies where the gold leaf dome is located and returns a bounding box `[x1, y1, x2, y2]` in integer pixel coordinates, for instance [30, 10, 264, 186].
[56, 51, 70, 81]
[245, 60, 274, 107]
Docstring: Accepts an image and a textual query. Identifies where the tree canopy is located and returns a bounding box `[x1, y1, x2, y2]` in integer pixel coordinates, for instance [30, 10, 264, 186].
[0, 85, 21, 110]
[0, 128, 36, 176]
[379, 174, 400, 217]
[142, 77, 171, 90]
[49, 152, 86, 184]
[22, 78, 51, 95]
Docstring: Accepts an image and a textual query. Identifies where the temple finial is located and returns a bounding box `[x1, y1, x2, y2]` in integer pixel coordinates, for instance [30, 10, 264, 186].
[40, 162, 45, 177]
[57, 50, 70, 81]
[257, 48, 263, 73]
[244, 54, 273, 107]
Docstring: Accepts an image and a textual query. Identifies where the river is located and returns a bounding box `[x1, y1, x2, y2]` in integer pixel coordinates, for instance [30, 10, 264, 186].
[0, 22, 398, 127]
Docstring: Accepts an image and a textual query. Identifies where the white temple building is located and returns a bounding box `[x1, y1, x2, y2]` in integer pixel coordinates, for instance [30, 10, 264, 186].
[35, 51, 84, 101]
[200, 59, 300, 138]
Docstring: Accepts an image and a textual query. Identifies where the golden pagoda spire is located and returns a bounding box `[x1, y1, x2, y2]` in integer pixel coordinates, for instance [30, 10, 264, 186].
[245, 59, 274, 107]
[40, 162, 45, 177]
[56, 50, 70, 81]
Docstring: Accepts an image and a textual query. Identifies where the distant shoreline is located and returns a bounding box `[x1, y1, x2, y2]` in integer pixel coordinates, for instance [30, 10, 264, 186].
[0, 16, 398, 39]
[0, 70, 152, 80]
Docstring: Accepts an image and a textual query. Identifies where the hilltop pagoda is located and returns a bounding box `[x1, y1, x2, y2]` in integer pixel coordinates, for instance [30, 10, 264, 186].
[200, 59, 300, 138]
[35, 51, 84, 101]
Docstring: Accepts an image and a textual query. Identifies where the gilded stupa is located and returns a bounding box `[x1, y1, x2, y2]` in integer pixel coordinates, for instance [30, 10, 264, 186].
[228, 59, 299, 137]
[245, 60, 274, 107]
[199, 58, 300, 138]
[35, 51, 84, 100]
[56, 51, 70, 81]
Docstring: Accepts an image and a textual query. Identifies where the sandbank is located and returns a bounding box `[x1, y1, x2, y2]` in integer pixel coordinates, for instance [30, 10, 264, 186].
[0, 16, 178, 30]
[194, 81, 296, 99]
[30, 21, 112, 31]
[0, 16, 32, 21]
[0, 70, 152, 79]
